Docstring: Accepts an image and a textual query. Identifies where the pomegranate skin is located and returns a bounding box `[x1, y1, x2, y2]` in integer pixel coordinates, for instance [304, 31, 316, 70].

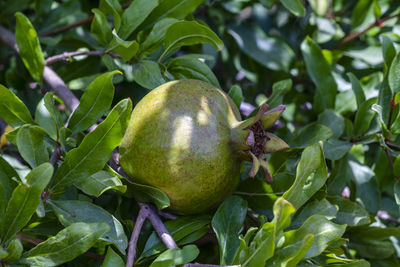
[119, 80, 243, 214]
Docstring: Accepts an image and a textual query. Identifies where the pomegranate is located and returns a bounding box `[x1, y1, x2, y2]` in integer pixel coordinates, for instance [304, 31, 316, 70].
[119, 80, 288, 214]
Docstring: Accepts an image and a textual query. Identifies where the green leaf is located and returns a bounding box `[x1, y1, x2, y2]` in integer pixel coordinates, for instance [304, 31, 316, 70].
[35, 94, 60, 140]
[317, 109, 344, 139]
[51, 99, 132, 190]
[0, 156, 19, 214]
[118, 0, 158, 39]
[140, 18, 179, 55]
[228, 85, 243, 110]
[131, 60, 165, 89]
[242, 223, 275, 266]
[351, 0, 372, 29]
[323, 139, 351, 161]
[309, 0, 329, 16]
[74, 170, 126, 197]
[301, 37, 337, 110]
[266, 234, 314, 267]
[15, 12, 45, 82]
[50, 200, 128, 254]
[267, 79, 292, 108]
[349, 238, 394, 260]
[283, 142, 328, 209]
[389, 51, 400, 92]
[16, 125, 49, 168]
[382, 35, 396, 69]
[159, 20, 224, 61]
[99, 0, 122, 30]
[0, 84, 35, 127]
[283, 215, 346, 258]
[348, 160, 380, 213]
[140, 0, 206, 30]
[167, 55, 220, 88]
[2, 238, 23, 262]
[394, 155, 400, 177]
[280, 0, 305, 17]
[371, 103, 390, 137]
[101, 247, 124, 267]
[378, 77, 392, 124]
[68, 71, 121, 134]
[107, 30, 139, 61]
[0, 163, 53, 244]
[353, 97, 377, 137]
[21, 222, 109, 266]
[228, 24, 295, 72]
[149, 245, 199, 267]
[91, 8, 112, 46]
[211, 195, 247, 265]
[289, 123, 332, 148]
[291, 198, 338, 229]
[327, 196, 371, 227]
[347, 73, 366, 109]
[139, 215, 210, 260]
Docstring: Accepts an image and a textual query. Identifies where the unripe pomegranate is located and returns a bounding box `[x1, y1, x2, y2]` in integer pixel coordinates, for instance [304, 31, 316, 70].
[119, 80, 288, 214]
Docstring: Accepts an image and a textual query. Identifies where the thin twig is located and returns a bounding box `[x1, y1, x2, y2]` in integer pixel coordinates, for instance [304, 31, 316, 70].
[157, 210, 178, 220]
[126, 206, 150, 267]
[384, 148, 394, 168]
[45, 50, 121, 65]
[386, 141, 400, 151]
[16, 234, 104, 260]
[335, 13, 400, 49]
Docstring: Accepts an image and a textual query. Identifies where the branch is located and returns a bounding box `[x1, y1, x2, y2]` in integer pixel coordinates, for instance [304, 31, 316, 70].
[45, 51, 121, 65]
[126, 206, 150, 267]
[0, 26, 80, 111]
[335, 13, 400, 49]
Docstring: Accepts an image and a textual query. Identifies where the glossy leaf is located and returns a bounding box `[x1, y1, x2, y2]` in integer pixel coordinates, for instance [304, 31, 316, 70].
[0, 156, 19, 213]
[107, 30, 139, 61]
[50, 200, 128, 254]
[149, 245, 199, 267]
[68, 71, 121, 134]
[167, 55, 220, 88]
[51, 99, 132, 190]
[267, 79, 292, 108]
[212, 195, 247, 265]
[280, 0, 305, 17]
[15, 12, 44, 82]
[159, 21, 224, 61]
[228, 24, 294, 71]
[309, 0, 329, 16]
[323, 139, 351, 161]
[140, 0, 206, 30]
[388, 50, 400, 93]
[353, 97, 377, 137]
[228, 85, 243, 109]
[118, 0, 158, 39]
[35, 94, 59, 140]
[283, 215, 346, 258]
[74, 170, 126, 197]
[266, 234, 314, 267]
[284, 142, 327, 209]
[348, 160, 380, 213]
[16, 125, 49, 168]
[301, 37, 337, 109]
[0, 163, 53, 243]
[131, 60, 165, 89]
[347, 73, 366, 109]
[382, 35, 396, 69]
[0, 84, 35, 127]
[317, 109, 344, 138]
[351, 0, 372, 29]
[291, 198, 338, 229]
[328, 196, 371, 227]
[2, 238, 23, 262]
[99, 0, 122, 30]
[101, 247, 124, 267]
[91, 8, 112, 46]
[289, 123, 332, 148]
[21, 222, 109, 266]
[140, 18, 178, 55]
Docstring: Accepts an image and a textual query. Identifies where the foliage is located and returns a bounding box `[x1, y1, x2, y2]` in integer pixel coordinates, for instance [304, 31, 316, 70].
[0, 0, 400, 266]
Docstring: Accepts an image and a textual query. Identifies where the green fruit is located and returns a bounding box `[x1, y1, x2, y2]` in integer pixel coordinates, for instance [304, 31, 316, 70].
[119, 80, 288, 214]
